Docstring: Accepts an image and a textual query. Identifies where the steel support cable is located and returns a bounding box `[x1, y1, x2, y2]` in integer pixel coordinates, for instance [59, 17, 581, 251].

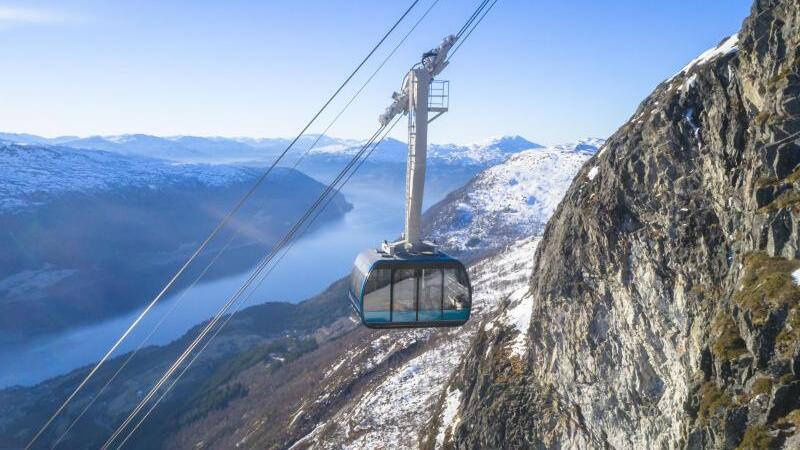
[24, 3, 420, 447]
[448, 0, 499, 61]
[110, 1, 497, 443]
[106, 125, 387, 449]
[114, 116, 403, 449]
[112, 3, 502, 441]
[455, 0, 491, 38]
[52, 5, 440, 445]
[53, 4, 440, 445]
[101, 125, 388, 450]
[50, 233, 242, 449]
[291, 0, 440, 170]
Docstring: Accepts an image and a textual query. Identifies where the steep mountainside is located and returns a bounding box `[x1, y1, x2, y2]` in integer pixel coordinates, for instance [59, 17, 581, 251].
[433, 1, 800, 448]
[0, 143, 350, 340]
[424, 139, 601, 260]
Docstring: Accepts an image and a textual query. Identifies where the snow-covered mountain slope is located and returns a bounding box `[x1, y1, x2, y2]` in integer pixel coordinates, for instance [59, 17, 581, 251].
[283, 237, 540, 450]
[425, 138, 603, 258]
[0, 142, 256, 212]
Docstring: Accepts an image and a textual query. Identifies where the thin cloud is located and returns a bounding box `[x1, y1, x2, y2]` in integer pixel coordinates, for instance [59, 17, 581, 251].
[0, 6, 83, 27]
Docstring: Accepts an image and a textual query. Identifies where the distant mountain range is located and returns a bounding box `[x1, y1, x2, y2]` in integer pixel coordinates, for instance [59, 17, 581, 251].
[0, 132, 543, 167]
[0, 142, 256, 213]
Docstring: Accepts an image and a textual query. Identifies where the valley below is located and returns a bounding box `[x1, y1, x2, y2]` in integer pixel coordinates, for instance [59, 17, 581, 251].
[0, 134, 527, 388]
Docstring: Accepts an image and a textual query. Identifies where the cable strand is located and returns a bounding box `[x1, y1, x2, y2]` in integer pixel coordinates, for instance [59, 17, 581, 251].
[23, 2, 419, 447]
[449, 0, 499, 61]
[101, 126, 387, 450]
[114, 116, 403, 449]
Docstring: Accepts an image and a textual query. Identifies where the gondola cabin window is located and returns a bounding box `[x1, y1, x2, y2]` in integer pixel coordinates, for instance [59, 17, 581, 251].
[349, 249, 472, 328]
[363, 269, 391, 323]
[392, 269, 417, 322]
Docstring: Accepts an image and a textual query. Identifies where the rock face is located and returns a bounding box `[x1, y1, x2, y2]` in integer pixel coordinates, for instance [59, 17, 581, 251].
[433, 1, 800, 448]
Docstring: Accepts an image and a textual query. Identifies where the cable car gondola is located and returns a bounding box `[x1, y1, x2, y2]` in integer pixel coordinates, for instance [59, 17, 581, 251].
[349, 34, 472, 328]
[350, 247, 471, 328]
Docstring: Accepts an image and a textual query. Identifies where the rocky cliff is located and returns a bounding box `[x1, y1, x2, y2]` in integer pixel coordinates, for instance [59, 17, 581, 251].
[432, 0, 800, 448]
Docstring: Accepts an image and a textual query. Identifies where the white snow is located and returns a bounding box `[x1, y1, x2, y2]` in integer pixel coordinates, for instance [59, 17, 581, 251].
[587, 166, 600, 181]
[501, 288, 535, 358]
[684, 107, 701, 138]
[682, 73, 699, 92]
[792, 268, 800, 286]
[288, 407, 305, 427]
[428, 139, 603, 255]
[435, 387, 462, 447]
[674, 34, 739, 78]
[341, 335, 462, 449]
[0, 142, 256, 212]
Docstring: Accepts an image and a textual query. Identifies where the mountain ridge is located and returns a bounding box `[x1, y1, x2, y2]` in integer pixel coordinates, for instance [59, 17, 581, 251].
[0, 131, 544, 167]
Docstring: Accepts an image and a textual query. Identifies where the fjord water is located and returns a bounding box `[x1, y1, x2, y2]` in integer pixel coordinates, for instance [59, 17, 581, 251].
[0, 178, 450, 387]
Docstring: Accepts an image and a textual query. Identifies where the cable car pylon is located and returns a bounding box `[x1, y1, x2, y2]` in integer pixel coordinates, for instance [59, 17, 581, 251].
[350, 35, 472, 328]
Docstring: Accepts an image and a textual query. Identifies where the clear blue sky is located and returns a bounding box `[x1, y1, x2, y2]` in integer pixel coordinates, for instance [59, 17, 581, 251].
[1, 0, 752, 145]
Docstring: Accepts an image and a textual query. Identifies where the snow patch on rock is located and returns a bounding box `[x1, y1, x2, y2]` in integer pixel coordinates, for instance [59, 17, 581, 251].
[792, 268, 800, 286]
[435, 387, 462, 447]
[502, 288, 535, 358]
[674, 34, 739, 78]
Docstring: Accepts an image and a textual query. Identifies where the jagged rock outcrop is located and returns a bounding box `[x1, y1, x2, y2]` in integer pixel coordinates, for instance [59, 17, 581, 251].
[432, 0, 800, 448]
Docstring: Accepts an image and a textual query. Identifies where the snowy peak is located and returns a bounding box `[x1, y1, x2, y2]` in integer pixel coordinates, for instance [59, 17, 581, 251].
[430, 135, 543, 165]
[424, 139, 603, 257]
[475, 135, 543, 152]
[674, 34, 739, 78]
[549, 137, 604, 154]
